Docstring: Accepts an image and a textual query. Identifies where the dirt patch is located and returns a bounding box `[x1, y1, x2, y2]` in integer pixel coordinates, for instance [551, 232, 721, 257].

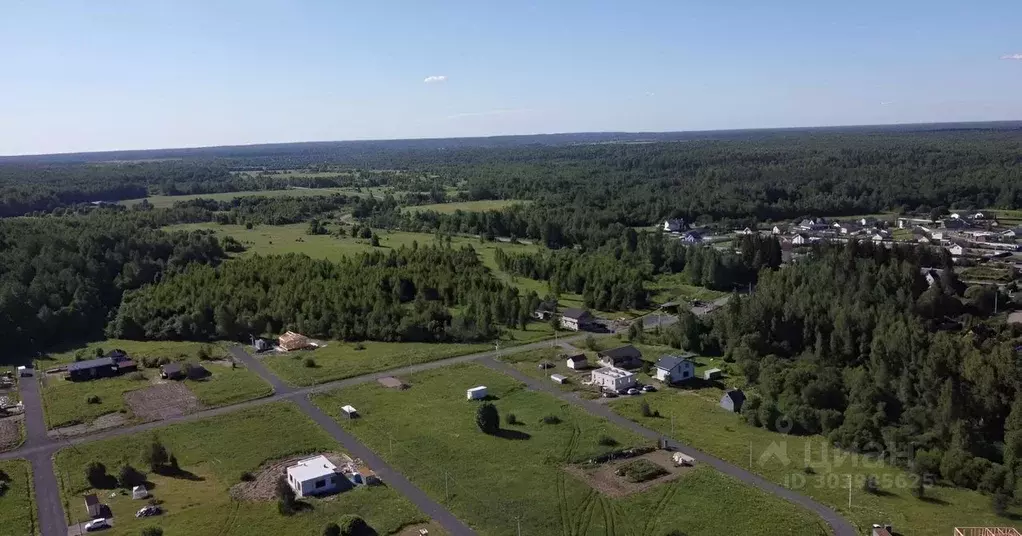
[124, 382, 202, 421]
[0, 415, 22, 451]
[230, 452, 352, 501]
[397, 522, 442, 536]
[50, 412, 127, 438]
[205, 359, 235, 368]
[565, 450, 695, 498]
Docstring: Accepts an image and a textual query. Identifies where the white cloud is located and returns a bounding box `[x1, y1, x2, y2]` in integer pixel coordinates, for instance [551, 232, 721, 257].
[645, 92, 655, 97]
[880, 101, 893, 106]
[1000, 54, 1022, 60]
[423, 75, 448, 83]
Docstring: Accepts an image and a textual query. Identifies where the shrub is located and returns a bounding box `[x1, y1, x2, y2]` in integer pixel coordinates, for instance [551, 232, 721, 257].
[85, 394, 100, 404]
[141, 527, 163, 536]
[127, 371, 146, 381]
[476, 403, 500, 434]
[640, 401, 652, 417]
[993, 492, 1010, 516]
[118, 465, 147, 489]
[245, 222, 254, 230]
[339, 514, 370, 536]
[323, 523, 341, 536]
[912, 478, 925, 499]
[584, 335, 598, 350]
[541, 415, 562, 425]
[197, 345, 212, 360]
[506, 413, 519, 425]
[85, 462, 112, 489]
[354, 342, 366, 351]
[276, 476, 297, 515]
[617, 458, 668, 483]
[863, 475, 879, 494]
[240, 472, 255, 482]
[598, 435, 619, 447]
[803, 465, 815, 475]
[304, 357, 317, 368]
[652, 409, 661, 418]
[143, 439, 170, 472]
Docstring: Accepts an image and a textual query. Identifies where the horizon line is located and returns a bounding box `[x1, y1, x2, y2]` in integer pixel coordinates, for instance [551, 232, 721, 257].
[3, 119, 1022, 159]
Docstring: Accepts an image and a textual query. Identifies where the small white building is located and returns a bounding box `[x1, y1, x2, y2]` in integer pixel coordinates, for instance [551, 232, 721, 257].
[663, 219, 686, 233]
[948, 244, 965, 256]
[550, 374, 567, 384]
[466, 386, 488, 400]
[560, 308, 595, 331]
[286, 455, 341, 498]
[792, 234, 809, 245]
[565, 354, 588, 370]
[672, 452, 695, 467]
[590, 367, 637, 392]
[341, 405, 359, 419]
[84, 494, 101, 517]
[703, 368, 722, 380]
[653, 355, 695, 384]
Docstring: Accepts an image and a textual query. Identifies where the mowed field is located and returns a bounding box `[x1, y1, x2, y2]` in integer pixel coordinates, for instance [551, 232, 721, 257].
[0, 459, 35, 536]
[610, 388, 1022, 536]
[404, 199, 529, 214]
[53, 403, 428, 536]
[120, 187, 388, 208]
[37, 340, 271, 430]
[311, 364, 829, 536]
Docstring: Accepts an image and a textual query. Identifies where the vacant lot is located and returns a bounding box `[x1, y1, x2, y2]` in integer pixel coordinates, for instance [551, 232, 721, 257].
[120, 187, 383, 208]
[39, 340, 271, 430]
[612, 389, 1022, 535]
[0, 459, 34, 536]
[404, 199, 529, 214]
[54, 403, 428, 536]
[312, 364, 828, 536]
[262, 341, 494, 386]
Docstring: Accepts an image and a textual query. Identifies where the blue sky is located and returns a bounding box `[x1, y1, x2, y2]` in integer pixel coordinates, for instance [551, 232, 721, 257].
[1, 0, 1020, 155]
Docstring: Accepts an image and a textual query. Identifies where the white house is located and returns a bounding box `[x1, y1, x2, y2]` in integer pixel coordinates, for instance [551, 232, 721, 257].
[590, 367, 637, 392]
[560, 308, 595, 331]
[703, 368, 722, 380]
[565, 354, 588, 370]
[550, 374, 567, 384]
[131, 485, 149, 500]
[466, 386, 488, 400]
[286, 455, 342, 498]
[771, 225, 787, 235]
[948, 244, 965, 256]
[663, 219, 686, 233]
[792, 233, 809, 245]
[653, 355, 695, 383]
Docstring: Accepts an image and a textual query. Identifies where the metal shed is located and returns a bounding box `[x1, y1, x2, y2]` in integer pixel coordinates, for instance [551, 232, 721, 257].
[466, 386, 488, 400]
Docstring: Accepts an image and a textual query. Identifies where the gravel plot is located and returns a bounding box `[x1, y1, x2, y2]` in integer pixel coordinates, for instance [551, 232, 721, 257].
[124, 382, 202, 421]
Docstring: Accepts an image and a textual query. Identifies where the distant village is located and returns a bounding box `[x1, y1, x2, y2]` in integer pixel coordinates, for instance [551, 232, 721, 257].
[662, 212, 1022, 288]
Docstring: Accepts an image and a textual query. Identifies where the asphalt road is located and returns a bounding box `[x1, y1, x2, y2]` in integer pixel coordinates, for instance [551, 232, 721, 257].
[17, 370, 68, 536]
[478, 356, 857, 536]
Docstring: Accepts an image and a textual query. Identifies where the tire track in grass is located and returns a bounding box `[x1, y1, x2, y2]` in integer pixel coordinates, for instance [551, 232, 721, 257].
[599, 496, 615, 536]
[642, 481, 678, 536]
[573, 489, 599, 536]
[558, 424, 581, 536]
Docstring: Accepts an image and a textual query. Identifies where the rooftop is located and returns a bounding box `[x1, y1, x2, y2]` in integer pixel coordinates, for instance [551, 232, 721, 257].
[599, 345, 642, 359]
[593, 366, 634, 379]
[655, 354, 694, 371]
[287, 455, 337, 482]
[561, 308, 592, 320]
[67, 357, 115, 372]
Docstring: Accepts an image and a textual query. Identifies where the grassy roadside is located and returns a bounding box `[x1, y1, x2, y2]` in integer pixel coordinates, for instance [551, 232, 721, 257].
[0, 459, 35, 536]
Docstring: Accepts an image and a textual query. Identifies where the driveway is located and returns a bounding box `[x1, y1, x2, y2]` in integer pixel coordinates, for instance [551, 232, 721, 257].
[478, 356, 857, 536]
[18, 369, 69, 536]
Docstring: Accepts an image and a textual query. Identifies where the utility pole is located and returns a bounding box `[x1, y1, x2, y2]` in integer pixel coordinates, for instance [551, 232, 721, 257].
[994, 290, 999, 315]
[671, 414, 675, 436]
[749, 441, 753, 468]
[444, 471, 449, 502]
[847, 475, 852, 508]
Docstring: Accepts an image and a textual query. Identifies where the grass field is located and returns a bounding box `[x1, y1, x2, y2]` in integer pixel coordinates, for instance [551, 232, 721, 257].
[648, 272, 728, 305]
[0, 459, 34, 536]
[53, 402, 428, 535]
[311, 364, 828, 536]
[404, 199, 529, 214]
[611, 388, 1022, 536]
[38, 340, 271, 429]
[119, 187, 388, 208]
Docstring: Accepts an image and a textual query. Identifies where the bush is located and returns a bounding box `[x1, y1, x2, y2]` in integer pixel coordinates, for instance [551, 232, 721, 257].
[143, 439, 170, 472]
[197, 345, 212, 360]
[240, 471, 255, 482]
[912, 478, 925, 499]
[339, 514, 370, 536]
[863, 475, 879, 494]
[85, 461, 112, 489]
[304, 357, 317, 368]
[598, 435, 619, 447]
[993, 492, 1010, 516]
[323, 523, 341, 536]
[617, 458, 668, 483]
[354, 342, 366, 351]
[584, 335, 598, 350]
[803, 465, 815, 475]
[541, 415, 562, 425]
[85, 394, 100, 404]
[476, 402, 500, 434]
[506, 413, 519, 425]
[640, 401, 652, 417]
[127, 371, 146, 381]
[119, 465, 147, 489]
[276, 476, 297, 515]
[141, 527, 163, 536]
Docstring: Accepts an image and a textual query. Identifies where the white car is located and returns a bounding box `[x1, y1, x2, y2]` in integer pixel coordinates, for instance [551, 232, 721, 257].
[84, 518, 109, 531]
[627, 388, 640, 396]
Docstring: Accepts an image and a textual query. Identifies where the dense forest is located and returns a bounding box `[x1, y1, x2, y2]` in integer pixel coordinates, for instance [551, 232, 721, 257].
[110, 244, 538, 343]
[707, 241, 1021, 495]
[0, 217, 227, 356]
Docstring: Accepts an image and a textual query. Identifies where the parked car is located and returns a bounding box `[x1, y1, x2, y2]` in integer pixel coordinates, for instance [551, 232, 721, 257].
[641, 385, 657, 392]
[84, 518, 109, 531]
[627, 388, 640, 396]
[136, 505, 161, 517]
[602, 391, 618, 398]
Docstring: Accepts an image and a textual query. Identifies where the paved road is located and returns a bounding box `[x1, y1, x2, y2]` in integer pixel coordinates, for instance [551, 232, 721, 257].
[478, 356, 856, 536]
[227, 346, 294, 394]
[17, 370, 68, 536]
